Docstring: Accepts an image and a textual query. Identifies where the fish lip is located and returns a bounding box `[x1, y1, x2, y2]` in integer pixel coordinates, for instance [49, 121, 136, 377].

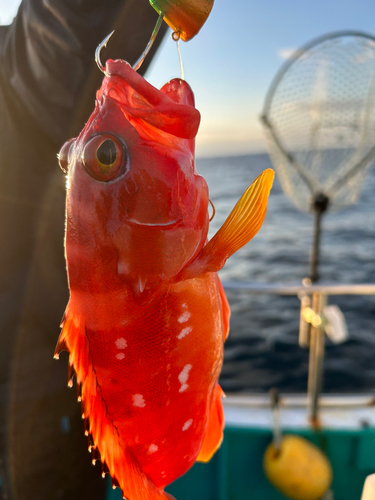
[126, 217, 182, 229]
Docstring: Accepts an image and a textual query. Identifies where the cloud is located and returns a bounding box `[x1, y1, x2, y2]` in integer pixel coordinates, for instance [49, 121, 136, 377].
[278, 48, 297, 60]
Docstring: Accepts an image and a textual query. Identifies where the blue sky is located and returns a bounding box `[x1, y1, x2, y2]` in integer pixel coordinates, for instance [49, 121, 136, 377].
[2, 0, 375, 157]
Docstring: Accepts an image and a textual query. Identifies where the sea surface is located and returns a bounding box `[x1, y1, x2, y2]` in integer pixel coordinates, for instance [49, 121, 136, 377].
[196, 153, 375, 394]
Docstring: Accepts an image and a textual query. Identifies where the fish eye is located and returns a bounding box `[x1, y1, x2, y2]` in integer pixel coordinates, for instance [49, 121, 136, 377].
[97, 139, 117, 166]
[81, 134, 127, 182]
[58, 138, 76, 174]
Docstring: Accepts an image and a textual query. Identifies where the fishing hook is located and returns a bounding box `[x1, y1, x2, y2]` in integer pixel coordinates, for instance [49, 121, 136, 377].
[96, 13, 164, 75]
[95, 31, 115, 74]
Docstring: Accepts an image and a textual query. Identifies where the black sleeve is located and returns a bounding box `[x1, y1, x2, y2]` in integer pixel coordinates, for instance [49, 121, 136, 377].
[0, 3, 167, 500]
[0, 0, 167, 147]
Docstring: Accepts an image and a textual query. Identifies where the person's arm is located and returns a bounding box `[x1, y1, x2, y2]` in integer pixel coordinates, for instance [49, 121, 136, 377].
[0, 0, 167, 147]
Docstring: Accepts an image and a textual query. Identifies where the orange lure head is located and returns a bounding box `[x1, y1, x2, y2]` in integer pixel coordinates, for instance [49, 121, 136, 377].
[59, 60, 209, 300]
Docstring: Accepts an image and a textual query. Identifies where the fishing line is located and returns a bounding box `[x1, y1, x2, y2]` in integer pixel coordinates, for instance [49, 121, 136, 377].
[133, 13, 164, 72]
[172, 31, 185, 80]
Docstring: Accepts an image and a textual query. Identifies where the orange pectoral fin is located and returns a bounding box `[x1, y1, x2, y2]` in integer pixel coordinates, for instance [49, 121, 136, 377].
[181, 169, 274, 279]
[196, 384, 225, 463]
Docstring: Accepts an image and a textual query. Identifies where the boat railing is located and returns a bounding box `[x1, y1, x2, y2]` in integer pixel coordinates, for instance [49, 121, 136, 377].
[222, 282, 375, 295]
[224, 394, 375, 409]
[221, 281, 375, 425]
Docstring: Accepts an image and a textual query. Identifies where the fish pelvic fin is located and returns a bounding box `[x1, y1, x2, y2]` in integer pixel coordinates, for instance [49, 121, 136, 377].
[180, 169, 274, 280]
[54, 304, 174, 500]
[196, 384, 225, 463]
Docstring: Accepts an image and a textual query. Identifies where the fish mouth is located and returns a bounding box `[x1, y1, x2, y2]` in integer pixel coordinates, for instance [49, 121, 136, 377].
[126, 217, 182, 229]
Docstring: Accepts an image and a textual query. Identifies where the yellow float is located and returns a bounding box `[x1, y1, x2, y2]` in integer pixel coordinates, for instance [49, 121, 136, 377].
[263, 434, 333, 500]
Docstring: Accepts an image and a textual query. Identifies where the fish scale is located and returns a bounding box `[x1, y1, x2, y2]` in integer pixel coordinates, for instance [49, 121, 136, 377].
[83, 274, 223, 486]
[55, 58, 274, 500]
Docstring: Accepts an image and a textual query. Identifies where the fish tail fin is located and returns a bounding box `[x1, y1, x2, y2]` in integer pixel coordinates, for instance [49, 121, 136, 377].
[181, 169, 274, 279]
[54, 303, 174, 500]
[196, 384, 225, 463]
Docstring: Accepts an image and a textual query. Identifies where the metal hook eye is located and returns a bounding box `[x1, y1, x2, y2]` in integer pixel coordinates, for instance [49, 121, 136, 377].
[172, 30, 181, 41]
[209, 199, 215, 221]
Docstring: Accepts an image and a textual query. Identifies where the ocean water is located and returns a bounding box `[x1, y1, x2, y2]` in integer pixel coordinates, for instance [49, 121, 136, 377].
[196, 154, 375, 394]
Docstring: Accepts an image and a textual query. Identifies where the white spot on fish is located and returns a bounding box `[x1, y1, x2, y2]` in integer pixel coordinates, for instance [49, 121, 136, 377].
[148, 444, 158, 453]
[178, 364, 192, 385]
[177, 326, 192, 339]
[132, 394, 146, 408]
[161, 471, 166, 478]
[178, 364, 192, 392]
[116, 353, 125, 360]
[178, 311, 191, 323]
[115, 338, 127, 349]
[182, 303, 188, 309]
[182, 419, 193, 431]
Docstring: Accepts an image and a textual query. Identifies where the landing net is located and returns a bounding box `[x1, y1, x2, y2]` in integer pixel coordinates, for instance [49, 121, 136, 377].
[262, 31, 375, 213]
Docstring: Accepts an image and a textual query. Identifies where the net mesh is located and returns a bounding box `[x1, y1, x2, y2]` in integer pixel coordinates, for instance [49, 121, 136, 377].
[263, 32, 375, 212]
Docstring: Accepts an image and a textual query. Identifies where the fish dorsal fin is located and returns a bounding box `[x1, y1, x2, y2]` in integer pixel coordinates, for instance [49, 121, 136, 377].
[180, 169, 274, 280]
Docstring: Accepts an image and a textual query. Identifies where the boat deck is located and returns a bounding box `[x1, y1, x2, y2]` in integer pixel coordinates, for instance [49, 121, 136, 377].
[106, 393, 375, 500]
[224, 393, 375, 430]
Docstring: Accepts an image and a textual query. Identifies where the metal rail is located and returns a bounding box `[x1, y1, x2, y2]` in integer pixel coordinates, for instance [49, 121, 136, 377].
[223, 281, 375, 296]
[221, 281, 375, 425]
[224, 394, 375, 409]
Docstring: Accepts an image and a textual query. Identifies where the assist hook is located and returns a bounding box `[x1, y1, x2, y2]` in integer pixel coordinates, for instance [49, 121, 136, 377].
[95, 13, 164, 74]
[96, 0, 214, 74]
[95, 31, 115, 74]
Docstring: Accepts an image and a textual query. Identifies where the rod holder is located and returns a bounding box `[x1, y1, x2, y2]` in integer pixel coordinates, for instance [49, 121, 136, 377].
[307, 292, 327, 425]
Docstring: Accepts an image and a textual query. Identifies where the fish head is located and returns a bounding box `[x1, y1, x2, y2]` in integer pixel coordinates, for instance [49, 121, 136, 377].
[60, 60, 209, 299]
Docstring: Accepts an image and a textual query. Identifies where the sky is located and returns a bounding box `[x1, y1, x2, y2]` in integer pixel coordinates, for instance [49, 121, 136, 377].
[2, 0, 375, 157]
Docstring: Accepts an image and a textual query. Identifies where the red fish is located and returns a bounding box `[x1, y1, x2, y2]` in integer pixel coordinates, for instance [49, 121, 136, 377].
[55, 59, 274, 500]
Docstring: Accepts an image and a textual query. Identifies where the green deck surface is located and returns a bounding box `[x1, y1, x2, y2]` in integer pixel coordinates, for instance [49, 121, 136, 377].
[107, 426, 375, 500]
